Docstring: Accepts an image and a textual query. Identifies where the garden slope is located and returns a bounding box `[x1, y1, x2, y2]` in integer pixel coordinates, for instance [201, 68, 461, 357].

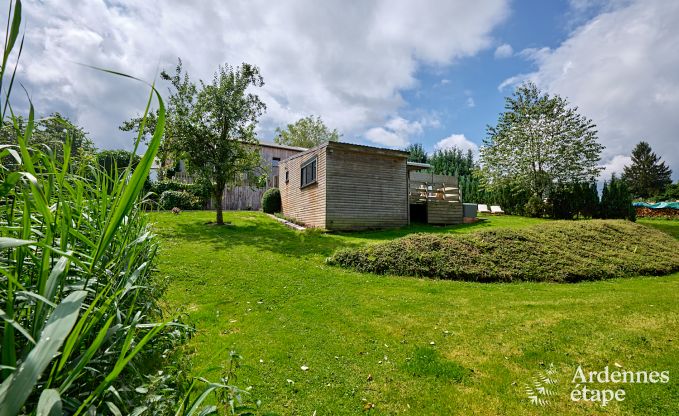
[328, 220, 679, 282]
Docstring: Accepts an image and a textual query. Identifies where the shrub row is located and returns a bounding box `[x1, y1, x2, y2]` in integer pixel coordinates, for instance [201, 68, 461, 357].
[328, 220, 679, 282]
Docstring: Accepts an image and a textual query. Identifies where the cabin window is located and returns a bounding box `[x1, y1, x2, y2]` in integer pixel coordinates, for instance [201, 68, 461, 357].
[285, 170, 289, 184]
[272, 157, 280, 167]
[300, 157, 317, 188]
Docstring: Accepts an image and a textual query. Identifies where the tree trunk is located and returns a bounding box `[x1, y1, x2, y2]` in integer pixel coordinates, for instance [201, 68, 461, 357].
[214, 183, 225, 224]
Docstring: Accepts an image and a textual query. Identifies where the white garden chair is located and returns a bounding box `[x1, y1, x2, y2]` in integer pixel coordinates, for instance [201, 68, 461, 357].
[490, 205, 505, 215]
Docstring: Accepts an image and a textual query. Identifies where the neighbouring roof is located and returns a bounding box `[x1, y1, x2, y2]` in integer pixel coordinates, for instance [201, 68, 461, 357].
[258, 140, 308, 152]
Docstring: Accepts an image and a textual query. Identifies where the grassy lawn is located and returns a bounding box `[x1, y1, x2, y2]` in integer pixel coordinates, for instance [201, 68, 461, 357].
[151, 211, 679, 415]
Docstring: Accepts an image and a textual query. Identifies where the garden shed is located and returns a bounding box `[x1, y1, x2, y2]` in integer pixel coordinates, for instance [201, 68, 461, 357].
[279, 141, 463, 230]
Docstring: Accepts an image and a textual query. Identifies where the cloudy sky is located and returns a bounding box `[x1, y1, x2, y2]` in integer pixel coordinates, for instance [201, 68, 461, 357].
[11, 0, 679, 179]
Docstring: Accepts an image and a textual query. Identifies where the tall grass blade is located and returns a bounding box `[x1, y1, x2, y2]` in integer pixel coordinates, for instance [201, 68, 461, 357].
[37, 389, 62, 416]
[0, 290, 86, 416]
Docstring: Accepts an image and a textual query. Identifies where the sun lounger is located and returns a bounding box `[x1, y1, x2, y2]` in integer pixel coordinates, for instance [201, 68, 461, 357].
[490, 205, 505, 214]
[477, 204, 491, 213]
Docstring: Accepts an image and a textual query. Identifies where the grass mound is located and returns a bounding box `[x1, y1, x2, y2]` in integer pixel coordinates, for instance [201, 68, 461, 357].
[327, 220, 679, 282]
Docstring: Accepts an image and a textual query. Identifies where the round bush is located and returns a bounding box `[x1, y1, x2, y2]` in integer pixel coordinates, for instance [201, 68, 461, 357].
[262, 188, 281, 214]
[159, 190, 201, 210]
[524, 195, 548, 218]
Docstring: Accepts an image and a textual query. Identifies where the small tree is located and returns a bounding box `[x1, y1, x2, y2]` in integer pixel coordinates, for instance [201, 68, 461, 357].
[163, 60, 266, 224]
[600, 175, 635, 221]
[622, 141, 673, 198]
[405, 143, 428, 163]
[274, 115, 340, 148]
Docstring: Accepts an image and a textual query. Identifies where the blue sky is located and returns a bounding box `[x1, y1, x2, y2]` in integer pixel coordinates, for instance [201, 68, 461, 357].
[403, 0, 576, 151]
[15, 0, 679, 179]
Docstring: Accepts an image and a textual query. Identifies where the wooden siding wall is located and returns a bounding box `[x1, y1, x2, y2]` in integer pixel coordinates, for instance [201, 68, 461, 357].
[325, 147, 408, 230]
[279, 149, 327, 228]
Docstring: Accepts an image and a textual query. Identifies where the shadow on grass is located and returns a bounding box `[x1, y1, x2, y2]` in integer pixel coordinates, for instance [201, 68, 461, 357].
[153, 213, 364, 258]
[334, 218, 492, 241]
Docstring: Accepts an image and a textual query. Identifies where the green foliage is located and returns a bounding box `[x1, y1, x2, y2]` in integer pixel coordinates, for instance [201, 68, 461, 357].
[120, 109, 177, 181]
[483, 180, 531, 216]
[1, 112, 96, 165]
[96, 149, 140, 174]
[547, 182, 599, 220]
[601, 175, 636, 221]
[160, 190, 202, 210]
[405, 143, 428, 163]
[0, 5, 254, 413]
[150, 179, 210, 208]
[274, 115, 340, 148]
[524, 194, 548, 218]
[656, 182, 679, 201]
[261, 187, 281, 214]
[481, 82, 603, 198]
[623, 141, 673, 198]
[328, 220, 679, 282]
[0, 65, 173, 416]
[429, 147, 474, 178]
[161, 59, 266, 224]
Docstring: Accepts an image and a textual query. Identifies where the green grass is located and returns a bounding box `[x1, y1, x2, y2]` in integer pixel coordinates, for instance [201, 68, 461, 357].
[329, 220, 679, 282]
[152, 211, 679, 415]
[638, 217, 679, 239]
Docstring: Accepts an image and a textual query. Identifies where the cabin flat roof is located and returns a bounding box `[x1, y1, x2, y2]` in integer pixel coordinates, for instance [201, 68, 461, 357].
[282, 141, 409, 162]
[407, 161, 432, 169]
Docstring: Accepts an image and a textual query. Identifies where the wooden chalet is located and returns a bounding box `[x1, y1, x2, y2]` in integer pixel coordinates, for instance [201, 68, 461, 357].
[279, 141, 463, 230]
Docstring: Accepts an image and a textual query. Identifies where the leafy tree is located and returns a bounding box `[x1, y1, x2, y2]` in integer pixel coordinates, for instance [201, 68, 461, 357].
[405, 143, 428, 163]
[657, 182, 679, 201]
[622, 141, 673, 198]
[481, 82, 604, 199]
[274, 115, 340, 148]
[1, 112, 95, 163]
[119, 109, 178, 180]
[161, 60, 266, 224]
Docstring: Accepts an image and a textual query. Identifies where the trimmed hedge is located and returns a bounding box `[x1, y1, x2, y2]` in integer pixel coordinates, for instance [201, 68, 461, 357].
[328, 220, 679, 282]
[149, 180, 209, 209]
[159, 190, 202, 210]
[262, 187, 281, 214]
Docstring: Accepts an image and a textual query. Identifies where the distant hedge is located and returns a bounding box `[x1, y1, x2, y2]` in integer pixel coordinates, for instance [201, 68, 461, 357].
[262, 188, 281, 214]
[328, 220, 679, 282]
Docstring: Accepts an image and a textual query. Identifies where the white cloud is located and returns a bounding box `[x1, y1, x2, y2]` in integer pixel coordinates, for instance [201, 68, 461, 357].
[600, 154, 631, 180]
[466, 97, 476, 108]
[434, 133, 478, 154]
[501, 0, 679, 180]
[365, 116, 424, 148]
[14, 0, 509, 150]
[494, 43, 513, 58]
